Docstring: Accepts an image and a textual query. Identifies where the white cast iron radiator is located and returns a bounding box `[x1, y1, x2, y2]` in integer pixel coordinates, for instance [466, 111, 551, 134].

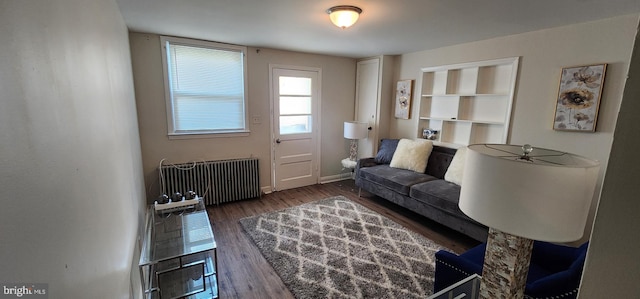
[159, 158, 260, 205]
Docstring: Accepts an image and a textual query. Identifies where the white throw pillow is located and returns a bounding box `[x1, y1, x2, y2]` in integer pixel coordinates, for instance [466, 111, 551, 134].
[444, 147, 468, 186]
[389, 139, 433, 173]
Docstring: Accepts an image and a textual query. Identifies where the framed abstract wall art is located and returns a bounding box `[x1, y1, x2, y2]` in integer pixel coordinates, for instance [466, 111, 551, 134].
[553, 63, 607, 132]
[394, 79, 413, 119]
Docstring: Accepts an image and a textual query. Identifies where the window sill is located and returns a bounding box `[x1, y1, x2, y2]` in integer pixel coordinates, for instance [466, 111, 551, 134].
[168, 130, 250, 140]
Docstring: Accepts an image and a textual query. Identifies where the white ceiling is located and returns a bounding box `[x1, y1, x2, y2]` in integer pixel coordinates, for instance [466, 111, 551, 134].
[116, 0, 640, 58]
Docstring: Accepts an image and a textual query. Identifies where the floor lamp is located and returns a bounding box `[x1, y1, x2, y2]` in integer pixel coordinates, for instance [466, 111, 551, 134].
[458, 144, 600, 299]
[343, 121, 369, 161]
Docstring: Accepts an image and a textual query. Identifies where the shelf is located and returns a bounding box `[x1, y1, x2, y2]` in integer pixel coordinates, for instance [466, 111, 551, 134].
[431, 141, 467, 149]
[418, 117, 504, 125]
[477, 64, 514, 94]
[421, 93, 508, 97]
[183, 252, 216, 277]
[158, 263, 205, 299]
[416, 57, 519, 146]
[146, 275, 218, 299]
[156, 258, 181, 274]
[447, 67, 478, 94]
[441, 122, 472, 145]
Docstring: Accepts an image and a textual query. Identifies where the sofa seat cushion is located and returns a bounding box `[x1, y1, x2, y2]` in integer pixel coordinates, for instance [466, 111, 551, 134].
[359, 164, 437, 195]
[409, 180, 462, 216]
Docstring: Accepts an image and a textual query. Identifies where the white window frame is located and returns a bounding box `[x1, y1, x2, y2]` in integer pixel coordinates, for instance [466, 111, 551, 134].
[160, 36, 249, 138]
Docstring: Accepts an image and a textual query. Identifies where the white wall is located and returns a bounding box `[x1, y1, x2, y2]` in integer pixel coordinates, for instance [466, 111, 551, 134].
[129, 32, 356, 198]
[579, 25, 640, 298]
[392, 14, 639, 243]
[0, 1, 145, 298]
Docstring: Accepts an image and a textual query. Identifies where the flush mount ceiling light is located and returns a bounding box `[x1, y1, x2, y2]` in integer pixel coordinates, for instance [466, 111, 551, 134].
[326, 5, 362, 29]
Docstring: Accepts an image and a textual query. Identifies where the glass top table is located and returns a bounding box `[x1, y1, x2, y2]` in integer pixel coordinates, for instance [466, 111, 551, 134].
[140, 207, 217, 266]
[139, 204, 218, 299]
[428, 274, 480, 299]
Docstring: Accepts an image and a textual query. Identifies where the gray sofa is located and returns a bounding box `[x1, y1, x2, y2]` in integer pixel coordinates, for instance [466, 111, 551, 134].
[355, 140, 488, 242]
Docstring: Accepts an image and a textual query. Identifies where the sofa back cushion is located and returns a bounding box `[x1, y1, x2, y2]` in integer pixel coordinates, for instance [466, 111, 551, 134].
[374, 139, 400, 164]
[372, 139, 457, 179]
[426, 146, 458, 179]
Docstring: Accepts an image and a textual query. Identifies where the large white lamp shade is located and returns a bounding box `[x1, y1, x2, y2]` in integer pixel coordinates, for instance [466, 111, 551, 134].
[459, 144, 600, 299]
[459, 144, 600, 242]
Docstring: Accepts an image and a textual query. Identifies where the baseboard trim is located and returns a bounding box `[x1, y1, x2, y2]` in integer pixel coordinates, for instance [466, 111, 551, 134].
[320, 173, 352, 184]
[265, 173, 352, 192]
[261, 186, 272, 195]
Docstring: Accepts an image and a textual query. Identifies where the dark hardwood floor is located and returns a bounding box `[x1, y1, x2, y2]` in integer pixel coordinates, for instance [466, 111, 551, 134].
[206, 179, 480, 299]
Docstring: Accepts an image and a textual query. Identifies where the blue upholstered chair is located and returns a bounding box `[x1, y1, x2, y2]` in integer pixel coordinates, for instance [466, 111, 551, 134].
[434, 241, 589, 299]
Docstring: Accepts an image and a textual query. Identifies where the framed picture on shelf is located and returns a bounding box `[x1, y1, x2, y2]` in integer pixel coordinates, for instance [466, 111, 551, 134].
[394, 79, 413, 119]
[553, 63, 607, 132]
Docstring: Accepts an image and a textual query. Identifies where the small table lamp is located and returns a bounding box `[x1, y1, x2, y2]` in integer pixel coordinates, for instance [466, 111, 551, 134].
[459, 144, 600, 299]
[343, 121, 369, 161]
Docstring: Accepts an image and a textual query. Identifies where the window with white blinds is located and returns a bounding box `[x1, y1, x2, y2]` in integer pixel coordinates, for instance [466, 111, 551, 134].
[161, 36, 248, 136]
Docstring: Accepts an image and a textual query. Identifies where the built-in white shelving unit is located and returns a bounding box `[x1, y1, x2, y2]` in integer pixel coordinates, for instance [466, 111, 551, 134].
[416, 57, 520, 146]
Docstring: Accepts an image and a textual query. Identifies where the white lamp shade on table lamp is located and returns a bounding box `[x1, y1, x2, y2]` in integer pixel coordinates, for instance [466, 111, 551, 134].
[343, 121, 368, 140]
[343, 121, 368, 162]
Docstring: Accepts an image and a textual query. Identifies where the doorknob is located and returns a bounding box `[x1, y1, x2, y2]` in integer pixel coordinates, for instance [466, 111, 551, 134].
[276, 139, 281, 144]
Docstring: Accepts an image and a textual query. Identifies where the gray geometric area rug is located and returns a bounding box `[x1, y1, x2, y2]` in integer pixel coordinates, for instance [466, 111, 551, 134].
[239, 196, 449, 298]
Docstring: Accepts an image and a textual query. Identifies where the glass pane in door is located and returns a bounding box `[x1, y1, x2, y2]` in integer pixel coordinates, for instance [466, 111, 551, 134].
[278, 76, 313, 135]
[280, 77, 311, 95]
[280, 115, 312, 134]
[279, 97, 311, 115]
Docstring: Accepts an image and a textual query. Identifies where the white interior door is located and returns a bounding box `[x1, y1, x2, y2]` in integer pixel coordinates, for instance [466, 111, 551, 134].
[271, 67, 320, 191]
[355, 58, 380, 158]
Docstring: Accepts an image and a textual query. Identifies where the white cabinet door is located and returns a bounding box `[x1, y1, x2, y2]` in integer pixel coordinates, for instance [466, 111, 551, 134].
[355, 58, 379, 158]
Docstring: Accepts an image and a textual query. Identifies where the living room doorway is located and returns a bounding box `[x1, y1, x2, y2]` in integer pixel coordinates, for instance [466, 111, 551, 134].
[269, 65, 321, 191]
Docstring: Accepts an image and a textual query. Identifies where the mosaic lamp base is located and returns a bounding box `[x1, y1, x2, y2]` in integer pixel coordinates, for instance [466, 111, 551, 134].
[479, 228, 534, 299]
